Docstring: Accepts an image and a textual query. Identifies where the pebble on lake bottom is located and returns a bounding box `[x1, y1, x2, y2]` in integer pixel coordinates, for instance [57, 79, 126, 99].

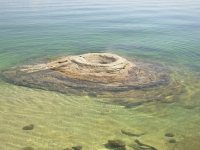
[22, 124, 34, 130]
[108, 139, 126, 148]
[169, 139, 176, 143]
[72, 146, 82, 150]
[165, 133, 174, 137]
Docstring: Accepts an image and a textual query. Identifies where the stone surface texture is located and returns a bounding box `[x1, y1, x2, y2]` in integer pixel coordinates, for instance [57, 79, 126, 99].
[48, 53, 134, 83]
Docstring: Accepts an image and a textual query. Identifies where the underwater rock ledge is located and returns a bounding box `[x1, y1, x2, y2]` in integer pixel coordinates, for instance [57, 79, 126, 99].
[1, 53, 170, 94]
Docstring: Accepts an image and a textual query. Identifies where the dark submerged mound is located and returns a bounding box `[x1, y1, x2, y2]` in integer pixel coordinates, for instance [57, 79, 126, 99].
[1, 53, 183, 105]
[1, 53, 169, 91]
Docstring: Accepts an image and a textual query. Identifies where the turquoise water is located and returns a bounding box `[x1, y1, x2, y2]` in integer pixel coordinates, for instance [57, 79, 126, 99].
[0, 0, 200, 149]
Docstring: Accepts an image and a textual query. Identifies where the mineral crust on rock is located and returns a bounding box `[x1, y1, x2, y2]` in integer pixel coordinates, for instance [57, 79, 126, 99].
[1, 53, 171, 98]
[48, 53, 135, 84]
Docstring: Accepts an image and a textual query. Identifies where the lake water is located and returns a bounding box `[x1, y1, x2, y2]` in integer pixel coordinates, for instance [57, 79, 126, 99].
[0, 0, 200, 149]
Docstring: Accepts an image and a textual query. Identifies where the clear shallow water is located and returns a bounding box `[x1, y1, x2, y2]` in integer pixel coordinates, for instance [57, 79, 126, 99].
[0, 0, 200, 149]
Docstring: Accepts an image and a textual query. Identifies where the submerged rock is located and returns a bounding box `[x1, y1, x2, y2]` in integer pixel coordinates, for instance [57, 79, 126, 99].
[1, 53, 181, 105]
[108, 139, 126, 148]
[165, 133, 174, 137]
[169, 139, 176, 143]
[1, 53, 169, 91]
[121, 129, 146, 136]
[134, 140, 157, 150]
[22, 124, 34, 130]
[71, 146, 82, 150]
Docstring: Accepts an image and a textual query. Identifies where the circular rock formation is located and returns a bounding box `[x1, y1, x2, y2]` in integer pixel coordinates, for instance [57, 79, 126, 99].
[49, 53, 170, 90]
[48, 53, 135, 84]
[1, 53, 169, 92]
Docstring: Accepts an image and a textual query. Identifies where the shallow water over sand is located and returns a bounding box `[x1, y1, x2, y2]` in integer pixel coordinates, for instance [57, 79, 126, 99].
[1, 58, 200, 150]
[0, 0, 200, 149]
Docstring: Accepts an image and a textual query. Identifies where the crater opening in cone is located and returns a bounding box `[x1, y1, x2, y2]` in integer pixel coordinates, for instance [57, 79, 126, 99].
[83, 54, 117, 64]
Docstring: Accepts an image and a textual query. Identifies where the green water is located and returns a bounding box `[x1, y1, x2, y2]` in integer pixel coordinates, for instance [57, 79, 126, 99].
[0, 0, 200, 149]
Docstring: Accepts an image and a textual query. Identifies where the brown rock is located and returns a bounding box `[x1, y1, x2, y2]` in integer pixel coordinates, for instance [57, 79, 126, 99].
[22, 124, 34, 130]
[72, 146, 82, 150]
[165, 133, 174, 137]
[108, 139, 126, 147]
[121, 129, 146, 136]
[169, 139, 176, 143]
